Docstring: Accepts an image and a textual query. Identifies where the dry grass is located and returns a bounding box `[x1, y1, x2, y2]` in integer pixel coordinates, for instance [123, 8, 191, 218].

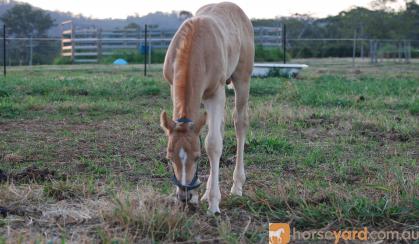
[0, 183, 247, 243]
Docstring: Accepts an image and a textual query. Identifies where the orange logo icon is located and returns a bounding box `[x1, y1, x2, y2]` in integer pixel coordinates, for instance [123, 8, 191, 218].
[269, 223, 290, 244]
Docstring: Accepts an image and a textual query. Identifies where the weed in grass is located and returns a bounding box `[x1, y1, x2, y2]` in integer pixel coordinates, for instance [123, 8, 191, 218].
[302, 148, 327, 167]
[104, 189, 196, 242]
[246, 136, 293, 154]
[80, 158, 109, 176]
[43, 180, 87, 201]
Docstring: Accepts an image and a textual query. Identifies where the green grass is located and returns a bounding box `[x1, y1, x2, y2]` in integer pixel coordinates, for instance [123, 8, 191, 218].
[0, 63, 418, 242]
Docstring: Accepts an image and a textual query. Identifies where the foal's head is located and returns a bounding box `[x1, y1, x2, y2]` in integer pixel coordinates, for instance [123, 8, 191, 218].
[160, 111, 207, 203]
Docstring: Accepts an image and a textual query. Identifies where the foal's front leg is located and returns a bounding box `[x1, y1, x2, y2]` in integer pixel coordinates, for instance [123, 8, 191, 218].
[202, 86, 225, 214]
[230, 77, 250, 196]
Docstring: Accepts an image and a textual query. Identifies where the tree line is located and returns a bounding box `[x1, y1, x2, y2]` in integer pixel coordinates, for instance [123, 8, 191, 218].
[0, 1, 418, 65]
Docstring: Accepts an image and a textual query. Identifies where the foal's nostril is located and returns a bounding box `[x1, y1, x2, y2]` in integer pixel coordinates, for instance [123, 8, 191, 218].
[177, 192, 193, 202]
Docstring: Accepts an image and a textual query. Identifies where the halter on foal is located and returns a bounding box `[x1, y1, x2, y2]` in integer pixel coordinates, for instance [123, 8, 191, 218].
[160, 2, 254, 213]
[170, 117, 202, 193]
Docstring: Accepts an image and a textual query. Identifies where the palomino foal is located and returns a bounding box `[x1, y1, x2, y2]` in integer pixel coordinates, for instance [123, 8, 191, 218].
[160, 2, 254, 214]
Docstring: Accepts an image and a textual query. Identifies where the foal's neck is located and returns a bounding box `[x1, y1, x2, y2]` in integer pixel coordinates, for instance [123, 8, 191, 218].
[172, 81, 202, 121]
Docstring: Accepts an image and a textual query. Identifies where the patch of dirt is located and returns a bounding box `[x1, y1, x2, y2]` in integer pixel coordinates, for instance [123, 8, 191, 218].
[296, 114, 352, 141]
[356, 95, 366, 102]
[353, 69, 362, 75]
[3, 153, 25, 163]
[303, 113, 338, 128]
[0, 169, 7, 182]
[357, 123, 412, 142]
[295, 114, 414, 143]
[0, 206, 36, 217]
[0, 206, 8, 217]
[5, 165, 63, 183]
[329, 174, 361, 184]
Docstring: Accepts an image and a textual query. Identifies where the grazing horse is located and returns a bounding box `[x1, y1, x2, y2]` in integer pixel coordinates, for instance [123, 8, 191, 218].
[160, 2, 254, 214]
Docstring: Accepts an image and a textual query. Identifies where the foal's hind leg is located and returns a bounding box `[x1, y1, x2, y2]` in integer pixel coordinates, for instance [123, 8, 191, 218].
[230, 75, 250, 196]
[202, 85, 225, 214]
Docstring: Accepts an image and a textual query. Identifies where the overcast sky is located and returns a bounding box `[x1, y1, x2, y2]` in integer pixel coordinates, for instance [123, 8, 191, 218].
[16, 0, 405, 19]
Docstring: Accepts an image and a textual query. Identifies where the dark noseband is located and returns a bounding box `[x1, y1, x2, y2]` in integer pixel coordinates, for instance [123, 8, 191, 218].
[175, 118, 193, 123]
[171, 163, 201, 191]
[170, 117, 201, 191]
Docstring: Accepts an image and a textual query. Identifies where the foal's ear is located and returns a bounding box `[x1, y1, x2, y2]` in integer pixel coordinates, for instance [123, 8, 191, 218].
[194, 112, 207, 134]
[160, 111, 175, 133]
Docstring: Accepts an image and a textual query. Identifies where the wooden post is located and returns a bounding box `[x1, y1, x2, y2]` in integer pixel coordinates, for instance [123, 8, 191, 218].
[360, 40, 364, 61]
[148, 39, 151, 65]
[29, 35, 33, 66]
[282, 23, 286, 64]
[97, 28, 102, 62]
[397, 42, 403, 63]
[144, 24, 147, 76]
[407, 40, 411, 63]
[370, 40, 373, 64]
[71, 22, 75, 63]
[3, 24, 6, 76]
[352, 30, 356, 68]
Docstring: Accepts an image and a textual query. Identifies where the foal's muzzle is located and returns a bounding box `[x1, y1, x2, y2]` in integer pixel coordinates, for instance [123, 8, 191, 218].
[171, 171, 201, 191]
[177, 191, 193, 202]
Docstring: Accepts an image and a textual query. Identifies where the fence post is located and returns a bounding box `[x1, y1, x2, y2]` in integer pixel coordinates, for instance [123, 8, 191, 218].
[148, 40, 151, 66]
[352, 30, 357, 68]
[282, 23, 286, 64]
[144, 24, 147, 76]
[97, 28, 102, 62]
[29, 35, 33, 66]
[361, 40, 364, 61]
[71, 22, 75, 63]
[398, 41, 402, 63]
[3, 24, 5, 76]
[407, 40, 411, 63]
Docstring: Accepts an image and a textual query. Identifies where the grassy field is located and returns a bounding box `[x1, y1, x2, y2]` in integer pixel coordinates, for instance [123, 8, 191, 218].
[0, 61, 418, 243]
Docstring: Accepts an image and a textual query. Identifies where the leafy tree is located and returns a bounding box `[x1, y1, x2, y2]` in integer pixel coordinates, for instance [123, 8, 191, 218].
[124, 22, 140, 30]
[178, 10, 193, 20]
[1, 3, 55, 65]
[403, 0, 419, 40]
[1, 3, 54, 37]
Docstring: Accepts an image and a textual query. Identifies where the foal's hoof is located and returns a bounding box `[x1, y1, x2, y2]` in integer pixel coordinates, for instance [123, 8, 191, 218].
[206, 208, 221, 216]
[230, 185, 243, 196]
[206, 203, 221, 215]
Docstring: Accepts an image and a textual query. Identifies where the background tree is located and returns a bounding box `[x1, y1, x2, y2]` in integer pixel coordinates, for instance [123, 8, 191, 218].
[178, 10, 193, 20]
[1, 3, 55, 65]
[1, 3, 53, 37]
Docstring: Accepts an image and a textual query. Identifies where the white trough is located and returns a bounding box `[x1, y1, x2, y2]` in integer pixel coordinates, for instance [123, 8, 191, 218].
[252, 63, 309, 78]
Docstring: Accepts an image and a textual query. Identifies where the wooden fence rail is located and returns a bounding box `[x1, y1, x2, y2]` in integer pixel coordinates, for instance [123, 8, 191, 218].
[61, 20, 282, 63]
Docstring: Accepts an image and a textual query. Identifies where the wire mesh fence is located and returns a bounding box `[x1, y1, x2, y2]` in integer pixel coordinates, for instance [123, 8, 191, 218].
[0, 37, 417, 69]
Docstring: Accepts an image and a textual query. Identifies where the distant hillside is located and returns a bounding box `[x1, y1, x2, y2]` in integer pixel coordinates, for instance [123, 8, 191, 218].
[0, 0, 184, 37]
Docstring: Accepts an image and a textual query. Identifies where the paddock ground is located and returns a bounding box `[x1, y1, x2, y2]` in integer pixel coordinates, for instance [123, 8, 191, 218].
[0, 59, 418, 243]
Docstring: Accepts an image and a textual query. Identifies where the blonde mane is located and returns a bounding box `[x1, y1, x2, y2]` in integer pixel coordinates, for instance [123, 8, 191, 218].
[174, 20, 196, 118]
